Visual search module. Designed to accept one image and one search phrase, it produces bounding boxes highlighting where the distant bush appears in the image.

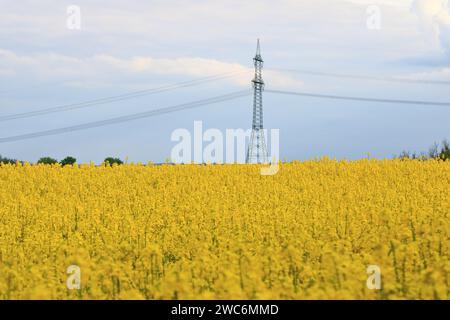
[440,140,449,161]
[398,151,427,161]
[104,157,123,166]
[37,157,58,165]
[60,156,77,166]
[398,140,449,161]
[0,155,18,164]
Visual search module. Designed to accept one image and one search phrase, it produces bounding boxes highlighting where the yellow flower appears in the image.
[0,159,448,299]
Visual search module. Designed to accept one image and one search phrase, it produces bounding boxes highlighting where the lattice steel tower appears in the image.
[246,39,268,164]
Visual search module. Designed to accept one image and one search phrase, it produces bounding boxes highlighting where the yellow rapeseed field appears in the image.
[0,159,448,300]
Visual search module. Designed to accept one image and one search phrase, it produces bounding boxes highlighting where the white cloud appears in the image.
[412,0,450,54]
[94,55,251,83]
[403,67,450,81]
[0,0,431,70]
[343,0,412,9]
[0,49,302,89]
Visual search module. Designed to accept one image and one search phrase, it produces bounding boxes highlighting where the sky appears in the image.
[0,0,449,163]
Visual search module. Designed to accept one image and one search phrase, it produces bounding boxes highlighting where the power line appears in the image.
[265,89,450,106]
[268,68,450,86]
[0,71,248,122]
[0,90,251,143]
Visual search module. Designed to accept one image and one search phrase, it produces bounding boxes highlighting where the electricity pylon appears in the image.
[246,39,268,164]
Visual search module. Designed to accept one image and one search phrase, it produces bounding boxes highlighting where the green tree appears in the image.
[104,157,123,166]
[37,157,58,165]
[398,139,449,161]
[60,156,77,166]
[440,140,449,161]
[0,155,18,164]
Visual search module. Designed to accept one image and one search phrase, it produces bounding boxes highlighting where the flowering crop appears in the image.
[0,159,448,299]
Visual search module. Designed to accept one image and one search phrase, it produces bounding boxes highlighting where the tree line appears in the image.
[0,156,124,166]
[1,140,449,165]
[397,140,450,161]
